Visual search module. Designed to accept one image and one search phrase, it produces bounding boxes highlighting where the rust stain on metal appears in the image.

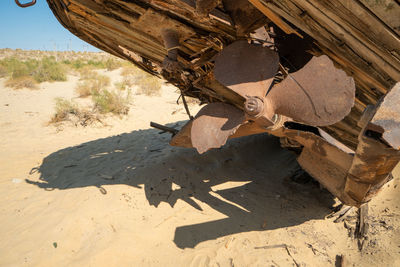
[344,135,400,205]
[191,102,245,154]
[368,82,400,149]
[170,121,193,148]
[214,40,279,99]
[266,55,356,126]
[343,83,400,206]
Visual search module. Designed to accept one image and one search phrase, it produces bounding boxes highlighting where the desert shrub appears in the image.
[0,56,66,83]
[87,59,106,69]
[120,66,141,77]
[50,98,80,123]
[114,77,134,91]
[135,74,162,96]
[78,66,97,80]
[75,73,110,97]
[62,58,121,71]
[0,57,37,78]
[92,89,130,115]
[75,81,95,97]
[11,61,30,78]
[105,58,122,71]
[4,76,37,89]
[120,65,161,96]
[32,57,67,82]
[0,65,8,78]
[114,81,126,91]
[71,59,84,69]
[50,97,101,127]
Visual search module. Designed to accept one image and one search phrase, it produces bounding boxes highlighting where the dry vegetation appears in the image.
[52,88,131,127]
[50,98,102,127]
[92,89,130,115]
[114,77,134,91]
[0,56,67,89]
[0,48,121,64]
[0,49,124,90]
[4,76,37,90]
[0,49,166,128]
[75,70,110,97]
[121,66,162,96]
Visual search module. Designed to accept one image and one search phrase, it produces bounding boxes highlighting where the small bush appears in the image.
[50,97,102,127]
[120,66,140,77]
[4,76,37,89]
[75,74,110,97]
[87,59,106,69]
[92,89,130,115]
[33,57,67,82]
[71,59,85,69]
[114,77,134,91]
[105,59,122,71]
[136,75,162,96]
[0,56,67,84]
[114,81,126,91]
[63,58,120,71]
[0,57,37,78]
[120,65,161,96]
[78,66,97,80]
[50,98,80,123]
[75,81,95,97]
[0,65,8,78]
[11,62,30,78]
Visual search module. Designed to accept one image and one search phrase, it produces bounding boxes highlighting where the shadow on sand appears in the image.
[27,122,334,248]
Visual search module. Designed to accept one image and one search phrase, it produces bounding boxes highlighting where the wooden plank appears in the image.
[359,0,400,36]
[248,0,303,37]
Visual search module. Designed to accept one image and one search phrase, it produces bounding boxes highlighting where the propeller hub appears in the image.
[244,96,264,117]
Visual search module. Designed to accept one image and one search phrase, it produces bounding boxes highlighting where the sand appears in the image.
[0,71,399,266]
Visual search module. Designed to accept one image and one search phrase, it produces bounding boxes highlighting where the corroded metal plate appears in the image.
[191,102,245,154]
[267,55,355,126]
[214,40,279,99]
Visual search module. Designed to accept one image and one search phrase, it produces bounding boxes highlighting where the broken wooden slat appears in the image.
[248,0,303,38]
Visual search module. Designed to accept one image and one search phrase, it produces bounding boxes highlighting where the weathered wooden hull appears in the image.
[45,0,400,206]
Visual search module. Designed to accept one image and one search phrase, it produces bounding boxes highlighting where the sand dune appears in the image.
[0,72,399,266]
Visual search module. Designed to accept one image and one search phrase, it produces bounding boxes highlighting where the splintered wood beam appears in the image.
[248,0,303,38]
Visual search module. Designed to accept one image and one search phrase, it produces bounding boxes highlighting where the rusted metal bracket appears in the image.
[150,122,179,136]
[268,124,353,204]
[343,82,400,206]
[15,0,36,8]
[180,94,194,120]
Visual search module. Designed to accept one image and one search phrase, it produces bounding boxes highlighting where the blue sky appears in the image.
[0,1,98,51]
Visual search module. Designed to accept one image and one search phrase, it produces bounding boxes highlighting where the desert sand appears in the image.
[0,70,399,266]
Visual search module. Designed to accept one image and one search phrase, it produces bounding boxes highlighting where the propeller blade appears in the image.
[214,40,279,100]
[266,55,355,126]
[191,102,245,154]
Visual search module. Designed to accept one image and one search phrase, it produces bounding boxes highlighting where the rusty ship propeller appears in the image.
[172,40,356,154]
